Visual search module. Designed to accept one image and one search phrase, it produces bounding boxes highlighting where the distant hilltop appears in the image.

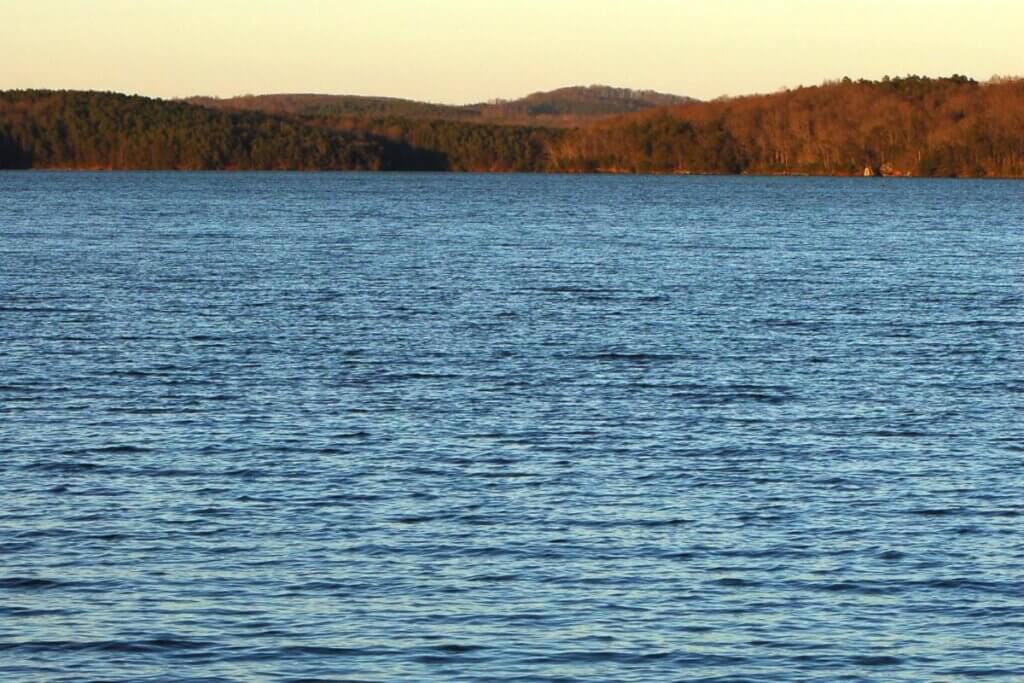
[186,85,698,127]
[482,86,696,123]
[3,75,1024,176]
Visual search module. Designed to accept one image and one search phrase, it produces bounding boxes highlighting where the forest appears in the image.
[549,75,1024,177]
[0,90,387,170]
[3,76,1024,176]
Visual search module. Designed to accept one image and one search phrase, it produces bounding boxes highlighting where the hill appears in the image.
[480,86,694,123]
[187,85,694,126]
[186,93,480,122]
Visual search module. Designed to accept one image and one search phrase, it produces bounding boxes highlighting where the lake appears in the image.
[1,172,1022,682]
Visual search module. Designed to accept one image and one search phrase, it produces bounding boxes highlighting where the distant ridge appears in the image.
[480,85,695,123]
[186,93,477,122]
[187,85,697,126]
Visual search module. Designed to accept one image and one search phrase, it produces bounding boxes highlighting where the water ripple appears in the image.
[1,173,1022,682]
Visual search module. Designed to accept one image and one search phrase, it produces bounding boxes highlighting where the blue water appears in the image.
[1,172,1022,682]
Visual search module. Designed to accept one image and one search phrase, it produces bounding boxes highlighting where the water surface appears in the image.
[1,173,1022,682]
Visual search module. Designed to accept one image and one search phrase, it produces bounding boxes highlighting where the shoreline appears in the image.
[4,168,1023,179]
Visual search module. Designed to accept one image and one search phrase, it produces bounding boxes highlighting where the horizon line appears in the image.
[5,71,1019,107]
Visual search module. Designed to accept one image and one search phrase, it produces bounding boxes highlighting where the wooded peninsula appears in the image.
[3,76,1024,177]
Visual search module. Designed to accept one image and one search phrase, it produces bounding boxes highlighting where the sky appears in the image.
[2,0,1022,103]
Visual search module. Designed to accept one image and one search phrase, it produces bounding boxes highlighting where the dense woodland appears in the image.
[0,90,389,170]
[3,77,1024,176]
[549,76,1024,177]
[320,118,555,171]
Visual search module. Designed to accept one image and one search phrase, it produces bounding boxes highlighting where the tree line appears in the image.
[3,77,1024,177]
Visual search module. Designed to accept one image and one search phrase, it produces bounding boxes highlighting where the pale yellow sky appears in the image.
[2,0,1021,102]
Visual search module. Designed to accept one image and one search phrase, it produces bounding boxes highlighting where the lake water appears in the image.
[1,173,1022,682]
